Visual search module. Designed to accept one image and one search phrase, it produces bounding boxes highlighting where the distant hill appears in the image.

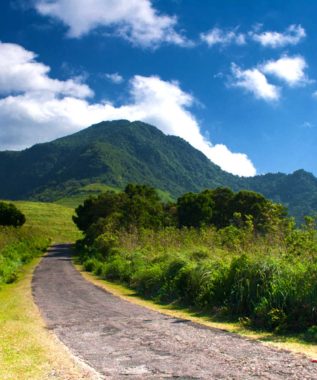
[0,120,316,221]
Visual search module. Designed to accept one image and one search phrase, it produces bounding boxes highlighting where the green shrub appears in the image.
[0,202,26,227]
[75,214,317,335]
[0,226,50,284]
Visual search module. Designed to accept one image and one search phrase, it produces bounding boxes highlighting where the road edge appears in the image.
[74,262,317,362]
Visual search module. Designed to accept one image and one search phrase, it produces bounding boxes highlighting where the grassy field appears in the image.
[54,183,120,208]
[0,260,96,380]
[14,201,82,242]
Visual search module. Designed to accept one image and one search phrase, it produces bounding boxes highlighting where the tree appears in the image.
[230,190,285,233]
[0,202,25,227]
[209,187,234,228]
[73,191,125,232]
[122,184,166,229]
[177,192,214,228]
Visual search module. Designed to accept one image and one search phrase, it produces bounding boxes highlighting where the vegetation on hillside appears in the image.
[0,120,316,221]
[14,201,82,242]
[0,202,25,227]
[0,203,85,379]
[0,201,80,285]
[74,184,317,336]
[0,227,49,285]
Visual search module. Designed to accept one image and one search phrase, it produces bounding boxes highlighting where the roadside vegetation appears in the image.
[74,184,317,338]
[0,200,81,285]
[0,202,49,285]
[0,260,96,380]
[0,200,90,379]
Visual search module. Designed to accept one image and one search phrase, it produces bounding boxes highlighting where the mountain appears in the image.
[0,120,240,199]
[0,120,316,221]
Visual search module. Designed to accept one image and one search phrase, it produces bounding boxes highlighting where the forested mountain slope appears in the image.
[0,120,316,221]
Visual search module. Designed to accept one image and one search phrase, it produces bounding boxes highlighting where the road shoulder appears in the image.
[0,257,99,380]
[76,263,317,362]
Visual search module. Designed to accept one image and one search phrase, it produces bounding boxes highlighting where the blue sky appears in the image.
[0,0,317,177]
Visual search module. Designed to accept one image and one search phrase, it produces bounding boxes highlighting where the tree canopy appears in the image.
[0,202,26,227]
[73,184,288,242]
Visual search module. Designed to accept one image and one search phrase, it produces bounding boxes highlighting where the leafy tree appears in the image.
[177,192,214,228]
[121,184,166,229]
[230,190,287,233]
[73,184,172,239]
[73,191,125,232]
[209,187,234,228]
[0,202,25,227]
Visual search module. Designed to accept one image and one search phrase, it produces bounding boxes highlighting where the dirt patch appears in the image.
[33,245,317,379]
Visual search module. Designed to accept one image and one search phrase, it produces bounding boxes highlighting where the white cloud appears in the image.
[0,43,256,177]
[104,73,124,84]
[0,42,92,98]
[261,56,309,86]
[251,24,305,48]
[231,63,280,101]
[200,27,245,47]
[34,0,188,47]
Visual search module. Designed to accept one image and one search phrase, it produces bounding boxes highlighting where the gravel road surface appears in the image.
[32,244,317,379]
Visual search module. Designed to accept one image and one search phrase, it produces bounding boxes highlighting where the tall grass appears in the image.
[0,200,81,285]
[77,224,317,335]
[0,226,50,284]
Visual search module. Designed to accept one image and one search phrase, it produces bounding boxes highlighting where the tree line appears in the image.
[73,184,287,241]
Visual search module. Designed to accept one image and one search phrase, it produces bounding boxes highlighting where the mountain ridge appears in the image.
[1,120,316,221]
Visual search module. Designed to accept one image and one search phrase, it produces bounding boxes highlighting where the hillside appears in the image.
[0,120,240,200]
[0,119,316,221]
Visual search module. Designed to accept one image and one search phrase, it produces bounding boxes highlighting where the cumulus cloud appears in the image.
[231,63,280,101]
[251,24,306,48]
[0,43,256,176]
[200,27,245,47]
[34,0,188,47]
[104,73,124,84]
[261,55,309,86]
[0,42,92,98]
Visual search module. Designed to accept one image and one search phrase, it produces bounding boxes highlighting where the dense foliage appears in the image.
[0,202,25,227]
[0,226,50,284]
[73,184,317,336]
[74,185,286,238]
[0,120,316,221]
[77,223,317,334]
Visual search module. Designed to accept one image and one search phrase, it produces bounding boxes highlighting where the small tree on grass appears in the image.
[0,202,26,227]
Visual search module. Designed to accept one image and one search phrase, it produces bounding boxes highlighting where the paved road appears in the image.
[32,244,317,379]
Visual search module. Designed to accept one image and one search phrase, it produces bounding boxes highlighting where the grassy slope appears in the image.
[0,201,91,379]
[54,183,174,209]
[54,183,121,209]
[13,201,82,242]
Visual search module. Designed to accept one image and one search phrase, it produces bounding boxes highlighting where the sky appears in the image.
[0,0,317,177]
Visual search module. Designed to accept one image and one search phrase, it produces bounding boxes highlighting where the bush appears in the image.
[0,202,26,227]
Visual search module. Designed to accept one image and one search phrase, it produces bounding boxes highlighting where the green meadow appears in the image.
[14,200,82,242]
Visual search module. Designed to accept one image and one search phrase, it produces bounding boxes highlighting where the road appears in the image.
[32,244,317,379]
